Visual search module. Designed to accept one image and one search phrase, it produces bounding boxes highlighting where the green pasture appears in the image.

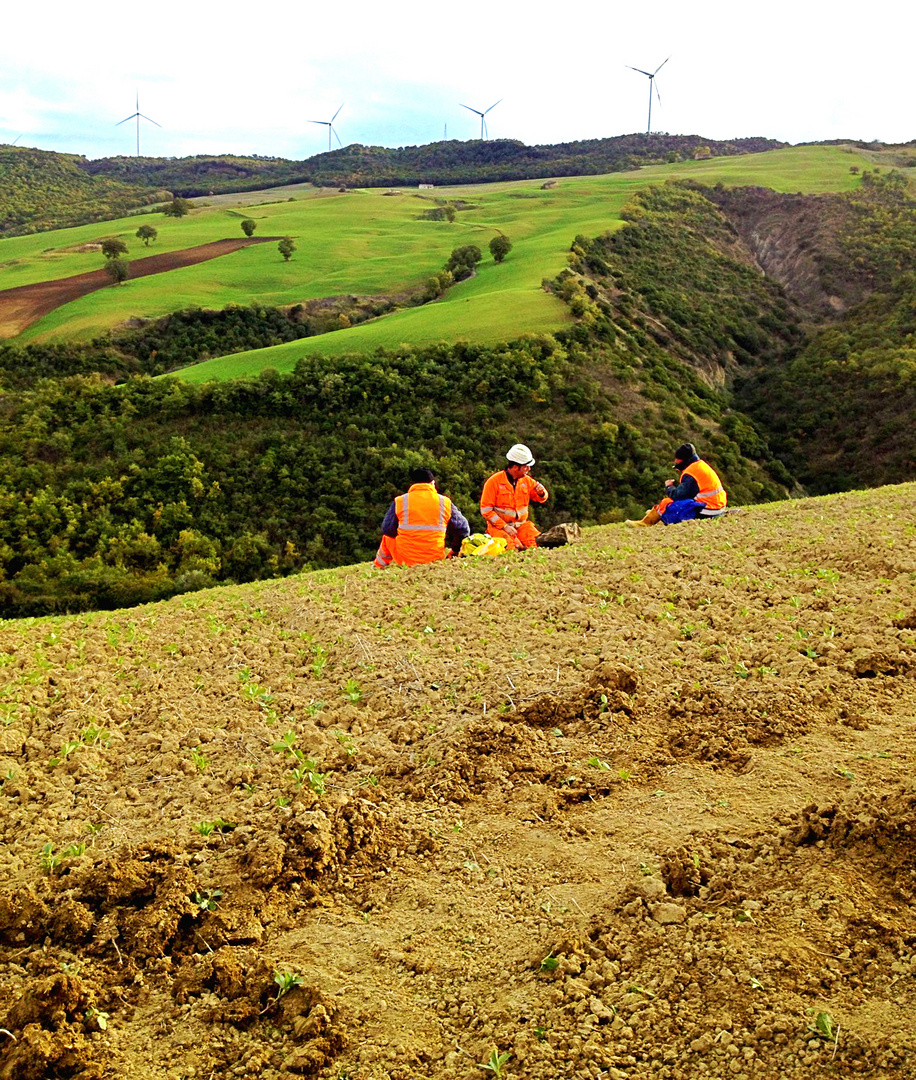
[0,143,872,359]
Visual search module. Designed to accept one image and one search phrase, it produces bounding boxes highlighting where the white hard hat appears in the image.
[506,443,535,466]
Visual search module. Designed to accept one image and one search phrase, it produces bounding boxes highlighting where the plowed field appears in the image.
[1,484,914,1080]
[0,237,277,338]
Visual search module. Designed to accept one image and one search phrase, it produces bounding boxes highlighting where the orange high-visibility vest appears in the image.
[391,483,452,566]
[479,471,548,530]
[682,460,727,510]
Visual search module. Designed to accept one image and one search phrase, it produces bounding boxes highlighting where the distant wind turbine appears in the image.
[117,92,160,157]
[310,104,344,152]
[626,58,669,135]
[460,99,502,140]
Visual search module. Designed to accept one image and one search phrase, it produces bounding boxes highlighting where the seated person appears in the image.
[479,443,549,550]
[374,467,470,567]
[627,442,727,527]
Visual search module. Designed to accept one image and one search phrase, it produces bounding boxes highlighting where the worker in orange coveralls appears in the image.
[374,467,470,568]
[479,443,549,550]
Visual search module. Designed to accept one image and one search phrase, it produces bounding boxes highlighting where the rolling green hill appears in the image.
[2,145,867,354]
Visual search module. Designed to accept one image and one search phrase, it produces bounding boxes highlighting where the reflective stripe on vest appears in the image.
[399,492,448,531]
[683,461,726,510]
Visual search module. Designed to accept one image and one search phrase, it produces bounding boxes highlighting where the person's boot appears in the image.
[625,508,662,527]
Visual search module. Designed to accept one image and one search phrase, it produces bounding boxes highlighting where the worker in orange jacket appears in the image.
[479,443,549,550]
[374,467,470,568]
[627,442,727,526]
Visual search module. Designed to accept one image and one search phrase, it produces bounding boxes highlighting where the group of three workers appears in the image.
[373,441,727,569]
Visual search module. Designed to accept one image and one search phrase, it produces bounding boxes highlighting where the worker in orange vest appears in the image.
[479,444,549,550]
[627,442,727,526]
[374,467,470,568]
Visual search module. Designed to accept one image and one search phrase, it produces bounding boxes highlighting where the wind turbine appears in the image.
[626,58,669,135]
[311,104,344,152]
[460,99,502,140]
[117,92,160,157]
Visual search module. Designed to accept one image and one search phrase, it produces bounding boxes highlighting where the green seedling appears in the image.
[291,762,326,794]
[539,954,559,972]
[534,1027,547,1041]
[312,645,329,678]
[359,774,379,787]
[190,747,209,773]
[193,818,234,836]
[750,977,764,990]
[809,1010,836,1041]
[50,740,81,767]
[80,725,109,746]
[836,766,855,781]
[305,700,326,717]
[587,756,611,770]
[480,1049,510,1079]
[85,1008,109,1031]
[274,971,305,997]
[192,889,223,913]
[342,678,363,704]
[618,768,631,781]
[272,731,298,756]
[40,843,61,874]
[334,731,357,757]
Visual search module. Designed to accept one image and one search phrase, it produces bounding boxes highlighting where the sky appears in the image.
[1,0,913,161]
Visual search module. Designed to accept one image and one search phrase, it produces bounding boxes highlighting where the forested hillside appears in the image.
[84,135,786,196]
[0,146,164,236]
[564,171,916,493]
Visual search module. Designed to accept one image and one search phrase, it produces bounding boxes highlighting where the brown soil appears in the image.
[1,484,915,1080]
[0,237,279,338]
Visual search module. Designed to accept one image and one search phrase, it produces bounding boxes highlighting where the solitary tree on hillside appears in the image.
[105,258,129,286]
[163,197,191,218]
[489,235,512,263]
[136,224,158,246]
[445,244,482,281]
[101,238,129,260]
[241,219,257,237]
[278,236,296,261]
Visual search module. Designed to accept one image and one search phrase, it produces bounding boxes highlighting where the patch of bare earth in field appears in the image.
[0,237,278,338]
[1,485,915,1080]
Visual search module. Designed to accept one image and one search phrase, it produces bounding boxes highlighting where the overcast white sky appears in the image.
[1,0,912,160]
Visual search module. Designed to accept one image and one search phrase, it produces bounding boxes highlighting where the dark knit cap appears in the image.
[673,443,697,466]
[409,467,437,485]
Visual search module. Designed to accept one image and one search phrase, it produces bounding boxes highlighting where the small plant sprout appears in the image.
[480,1048,511,1079]
[334,731,357,757]
[587,756,611,770]
[192,889,223,913]
[342,678,363,704]
[50,739,81,767]
[274,971,305,996]
[190,747,209,773]
[193,819,234,837]
[809,1010,836,1040]
[85,1007,109,1031]
[618,767,631,781]
[539,953,559,973]
[40,843,62,874]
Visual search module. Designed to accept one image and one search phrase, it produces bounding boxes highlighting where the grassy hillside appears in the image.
[1,145,867,356]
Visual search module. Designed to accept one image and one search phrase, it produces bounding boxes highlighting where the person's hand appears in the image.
[665,479,675,488]
[534,483,547,499]
[504,524,518,538]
